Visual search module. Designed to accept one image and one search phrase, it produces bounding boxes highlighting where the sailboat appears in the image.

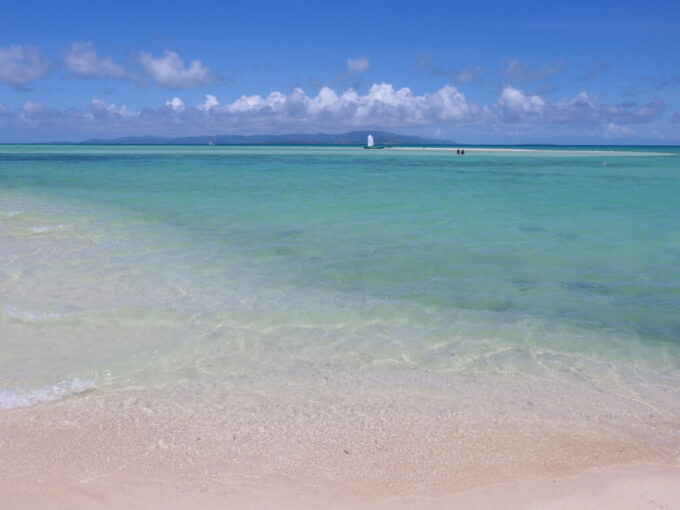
[363,134,385,149]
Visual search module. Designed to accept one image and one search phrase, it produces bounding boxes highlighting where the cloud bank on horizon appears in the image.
[3,80,665,142]
[1,0,679,143]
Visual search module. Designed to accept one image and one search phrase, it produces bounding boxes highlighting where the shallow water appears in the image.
[0,145,679,449]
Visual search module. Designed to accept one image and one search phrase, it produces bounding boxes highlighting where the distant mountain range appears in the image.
[77,130,454,146]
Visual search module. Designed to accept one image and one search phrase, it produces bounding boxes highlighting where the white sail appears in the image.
[367,134,374,147]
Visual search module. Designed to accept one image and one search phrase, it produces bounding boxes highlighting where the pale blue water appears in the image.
[1,145,679,419]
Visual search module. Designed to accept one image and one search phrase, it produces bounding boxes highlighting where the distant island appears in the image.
[75,130,454,146]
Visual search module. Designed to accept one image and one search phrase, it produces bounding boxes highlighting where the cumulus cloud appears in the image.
[497,86,545,123]
[3,83,671,142]
[140,50,217,89]
[165,97,185,111]
[15,101,50,127]
[63,41,126,78]
[547,91,600,123]
[346,56,371,74]
[501,58,564,84]
[21,101,45,114]
[220,83,483,127]
[88,98,135,119]
[604,122,633,137]
[0,83,486,140]
[198,94,219,112]
[495,86,666,126]
[0,45,49,85]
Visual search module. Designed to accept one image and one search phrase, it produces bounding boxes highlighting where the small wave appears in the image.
[4,305,61,322]
[0,378,94,410]
[3,211,22,217]
[29,224,70,233]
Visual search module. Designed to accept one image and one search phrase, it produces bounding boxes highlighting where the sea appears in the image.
[1,144,679,495]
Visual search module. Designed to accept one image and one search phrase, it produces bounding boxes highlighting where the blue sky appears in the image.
[1,0,680,143]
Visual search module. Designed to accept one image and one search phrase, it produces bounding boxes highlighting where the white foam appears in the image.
[4,305,61,322]
[29,224,70,233]
[0,378,94,410]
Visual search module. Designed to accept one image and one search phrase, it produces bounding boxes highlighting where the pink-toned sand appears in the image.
[360,465,680,510]
[2,464,679,509]
[1,382,678,509]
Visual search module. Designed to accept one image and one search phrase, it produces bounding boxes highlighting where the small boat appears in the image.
[363,134,385,149]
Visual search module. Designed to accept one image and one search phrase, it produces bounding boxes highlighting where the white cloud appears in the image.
[347,56,371,74]
[604,122,633,137]
[2,83,672,142]
[21,101,44,114]
[89,98,135,119]
[165,97,185,111]
[0,45,49,85]
[219,83,483,128]
[7,83,479,137]
[198,94,219,112]
[139,50,216,89]
[496,87,666,126]
[549,92,599,123]
[63,41,126,78]
[16,101,48,127]
[425,85,481,121]
[497,86,545,123]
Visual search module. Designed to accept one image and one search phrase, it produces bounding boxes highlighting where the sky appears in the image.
[1,0,680,143]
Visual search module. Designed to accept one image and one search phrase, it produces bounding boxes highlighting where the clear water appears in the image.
[1,145,679,418]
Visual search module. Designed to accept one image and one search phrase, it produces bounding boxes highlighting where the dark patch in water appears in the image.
[518,225,551,233]
[273,229,302,239]
[512,279,540,291]
[560,281,609,294]
[517,225,579,242]
[273,246,298,256]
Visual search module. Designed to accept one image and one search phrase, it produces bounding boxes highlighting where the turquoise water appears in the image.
[1,145,679,413]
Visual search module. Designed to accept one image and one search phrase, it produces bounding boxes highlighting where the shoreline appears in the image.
[2,377,679,509]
